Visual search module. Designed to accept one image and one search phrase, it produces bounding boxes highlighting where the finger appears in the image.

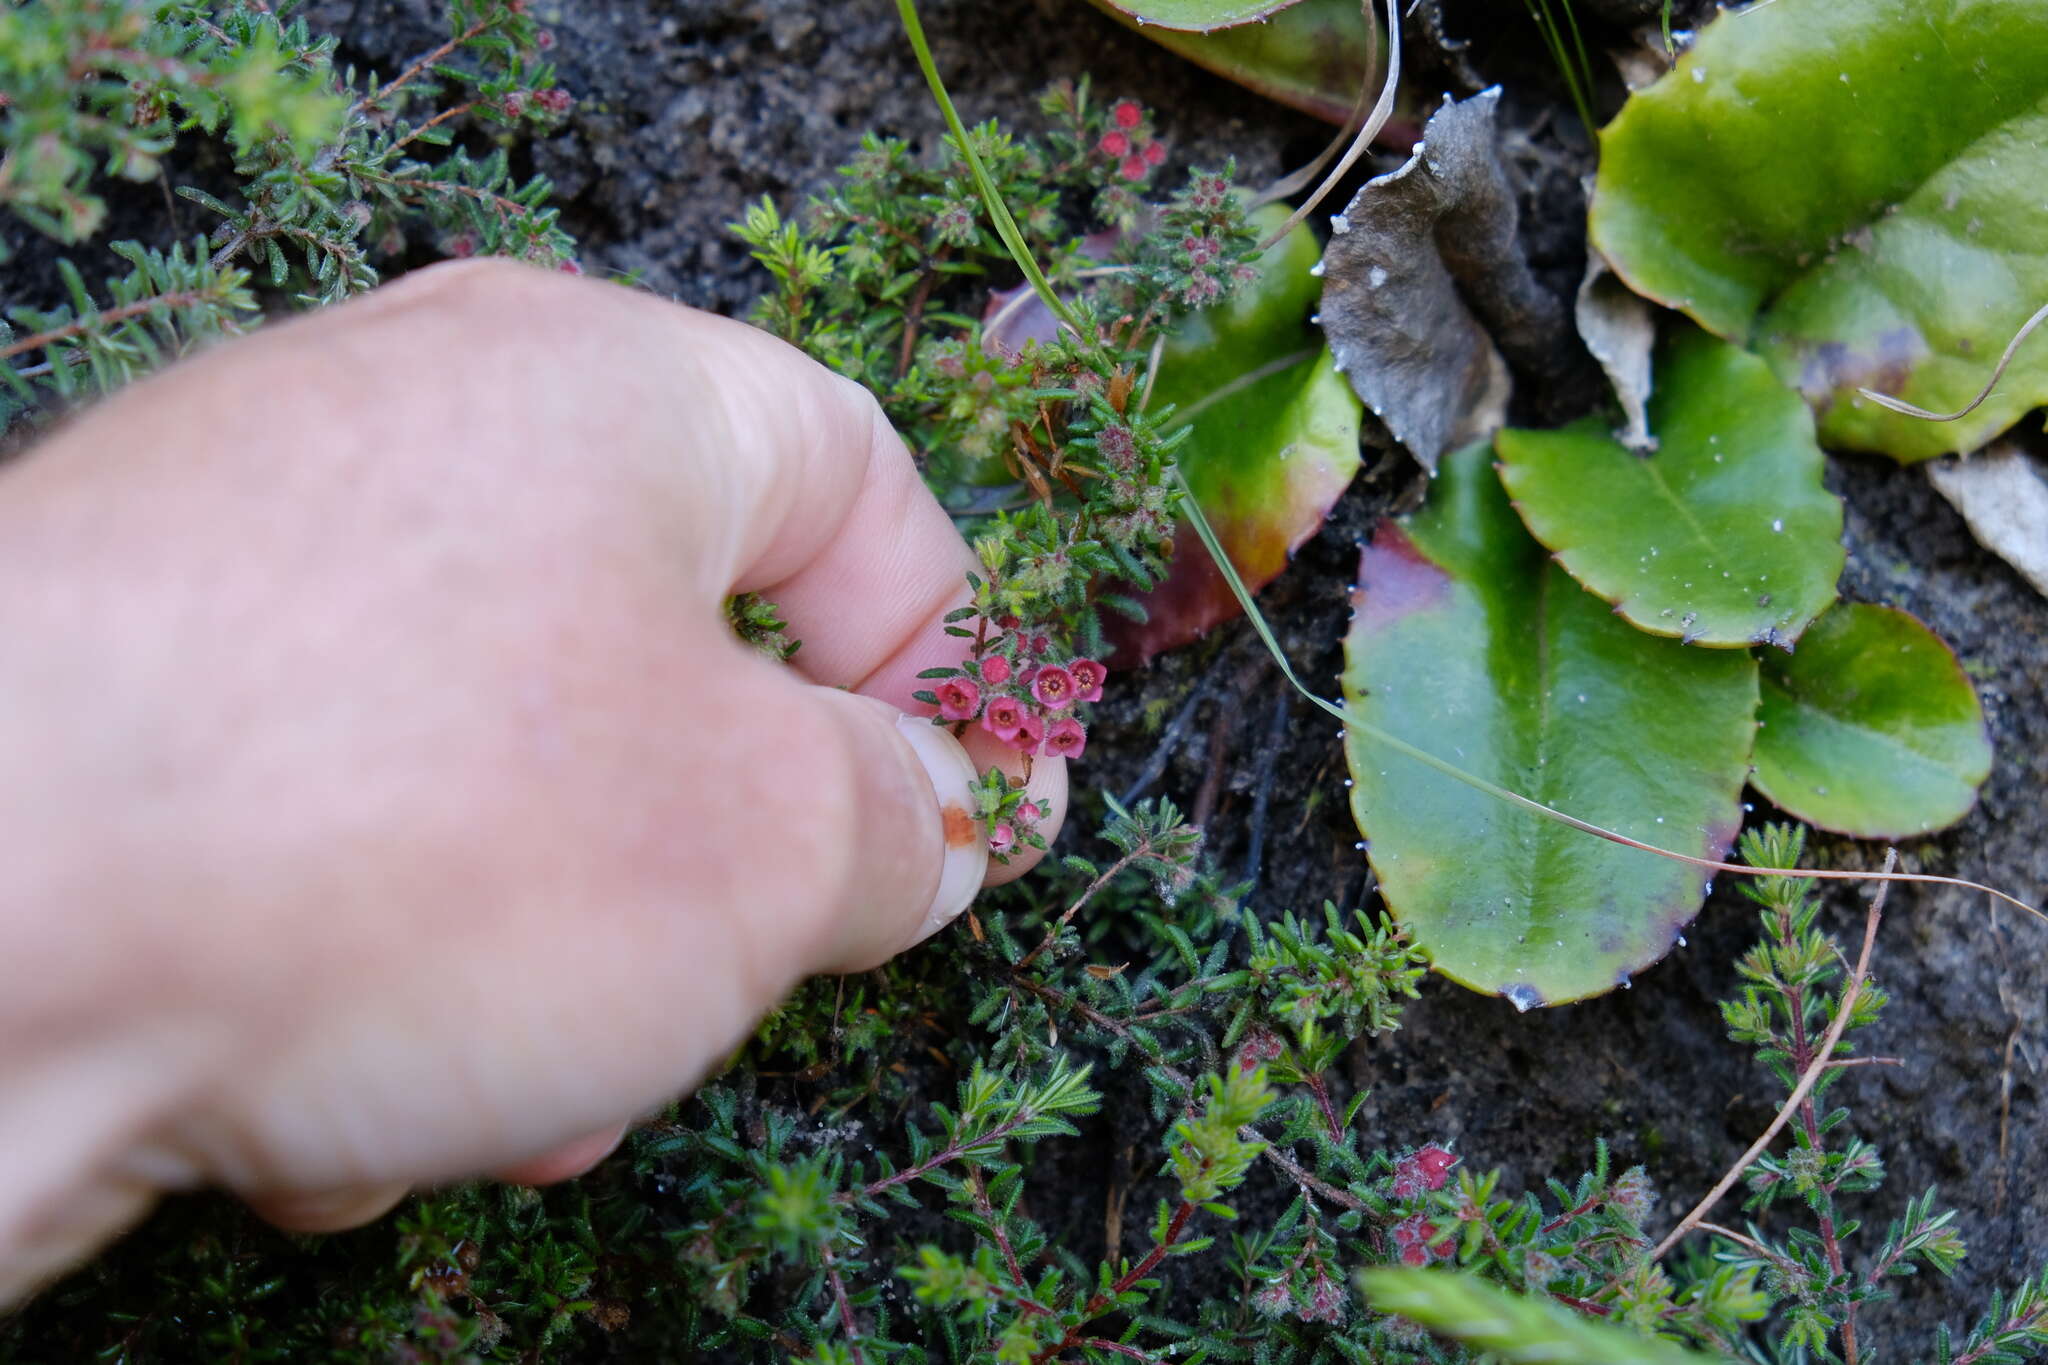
[490,1122,629,1186]
[761,687,988,971]
[352,263,1070,875]
[246,1181,410,1234]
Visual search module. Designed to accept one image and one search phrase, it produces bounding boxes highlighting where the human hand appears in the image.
[0,260,1066,1303]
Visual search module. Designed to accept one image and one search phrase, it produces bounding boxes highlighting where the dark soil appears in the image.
[9,0,2044,1354]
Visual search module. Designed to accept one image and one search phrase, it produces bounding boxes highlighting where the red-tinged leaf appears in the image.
[1083,0,1384,124]
[1084,0,1302,34]
[1111,205,1362,664]
[1342,441,1759,1006]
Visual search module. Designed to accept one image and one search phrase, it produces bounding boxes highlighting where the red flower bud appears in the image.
[1111,98,1143,130]
[1097,130,1131,158]
[1143,139,1166,166]
[1414,1143,1458,1191]
[979,653,1012,686]
[1118,154,1148,182]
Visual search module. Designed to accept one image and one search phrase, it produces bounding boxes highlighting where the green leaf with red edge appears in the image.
[1342,441,1758,1007]
[1111,204,1361,665]
[1082,0,1302,34]
[1589,0,2048,461]
[1083,0,1382,123]
[1494,327,1843,650]
[1751,603,1992,839]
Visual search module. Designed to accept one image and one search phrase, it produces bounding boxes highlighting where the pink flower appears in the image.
[1111,98,1143,130]
[1119,154,1148,182]
[1070,658,1106,703]
[988,823,1016,855]
[982,695,1027,741]
[934,676,981,721]
[1040,717,1087,759]
[1098,130,1131,158]
[1391,1214,1453,1262]
[1251,1281,1292,1318]
[1234,1027,1284,1074]
[1006,711,1045,753]
[979,653,1012,686]
[1016,799,1044,824]
[1097,423,1136,469]
[1031,664,1078,710]
[1143,139,1166,166]
[1303,1272,1346,1325]
[1608,1167,1655,1225]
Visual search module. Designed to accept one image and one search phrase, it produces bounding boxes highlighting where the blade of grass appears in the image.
[895,0,1082,338]
[1252,0,1379,208]
[1856,299,2048,423]
[1254,0,1400,252]
[1524,0,1597,135]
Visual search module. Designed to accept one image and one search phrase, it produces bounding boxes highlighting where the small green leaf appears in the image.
[1114,204,1361,663]
[1590,0,2048,461]
[1495,327,1843,649]
[1751,603,1992,838]
[1084,0,1302,33]
[1342,441,1757,1005]
[1357,1268,1720,1365]
[1083,0,1381,123]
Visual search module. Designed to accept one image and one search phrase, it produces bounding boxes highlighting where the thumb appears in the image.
[753,679,1066,977]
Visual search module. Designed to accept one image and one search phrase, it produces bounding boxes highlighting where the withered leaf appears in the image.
[1318,87,1569,471]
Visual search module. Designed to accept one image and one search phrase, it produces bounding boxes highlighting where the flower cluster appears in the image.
[920,622,1104,763]
[1033,80,1169,229]
[1386,1141,1460,1266]
[1390,1213,1456,1268]
[1095,98,1168,183]
[968,765,1051,863]
[1389,1141,1458,1199]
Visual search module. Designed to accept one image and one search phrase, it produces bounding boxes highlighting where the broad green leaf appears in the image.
[1083,0,1381,123]
[1114,204,1361,663]
[1752,603,1991,838]
[1342,441,1757,1006]
[1357,1269,1721,1365]
[1591,0,2048,461]
[1083,0,1299,32]
[1495,327,1843,649]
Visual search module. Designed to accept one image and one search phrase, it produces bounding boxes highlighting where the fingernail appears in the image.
[894,713,988,942]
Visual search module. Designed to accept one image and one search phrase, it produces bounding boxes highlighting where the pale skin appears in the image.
[0,259,1067,1305]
